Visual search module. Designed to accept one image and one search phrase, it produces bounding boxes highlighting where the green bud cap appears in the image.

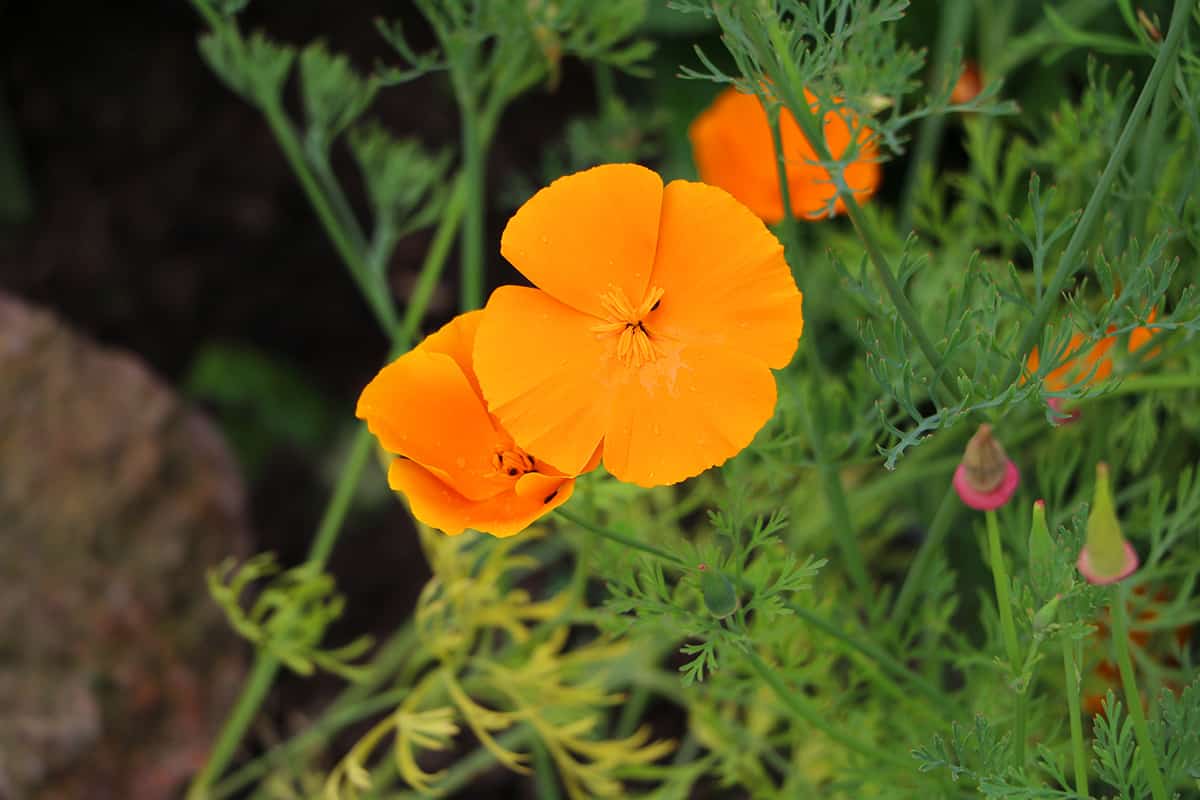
[699,565,739,619]
[1078,463,1139,584]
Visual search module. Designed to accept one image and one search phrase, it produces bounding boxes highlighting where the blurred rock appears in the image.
[0,291,249,800]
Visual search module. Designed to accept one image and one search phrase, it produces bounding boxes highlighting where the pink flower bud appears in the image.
[953,423,1020,510]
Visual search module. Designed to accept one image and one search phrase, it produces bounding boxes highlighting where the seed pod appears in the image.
[699,565,739,619]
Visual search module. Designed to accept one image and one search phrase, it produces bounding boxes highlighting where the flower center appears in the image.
[492,448,534,478]
[591,285,664,367]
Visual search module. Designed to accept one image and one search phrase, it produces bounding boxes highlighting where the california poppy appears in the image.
[950,61,983,105]
[689,87,881,224]
[1128,308,1162,357]
[472,163,805,488]
[357,311,582,537]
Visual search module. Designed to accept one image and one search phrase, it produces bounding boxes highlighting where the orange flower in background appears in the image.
[689,87,881,224]
[1128,307,1162,357]
[950,60,983,105]
[1082,586,1193,716]
[1026,328,1118,393]
[357,311,583,537]
[473,163,805,488]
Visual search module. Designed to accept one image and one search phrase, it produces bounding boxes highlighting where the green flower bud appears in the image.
[699,565,739,619]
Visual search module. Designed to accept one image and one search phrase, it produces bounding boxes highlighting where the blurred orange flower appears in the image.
[688,87,880,224]
[1082,586,1192,716]
[950,61,983,105]
[357,311,583,537]
[473,163,805,488]
[1128,307,1162,357]
[1026,328,1118,393]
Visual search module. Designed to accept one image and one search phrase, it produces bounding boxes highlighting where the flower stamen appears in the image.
[492,448,535,478]
[592,285,664,367]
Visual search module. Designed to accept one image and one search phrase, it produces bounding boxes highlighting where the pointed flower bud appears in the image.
[953,424,1020,510]
[1077,463,1139,585]
[1028,500,1054,569]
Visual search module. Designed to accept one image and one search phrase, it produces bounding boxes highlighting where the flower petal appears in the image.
[357,349,509,501]
[418,309,485,399]
[689,90,784,223]
[474,286,613,475]
[389,459,574,538]
[500,163,663,318]
[602,343,778,487]
[649,179,804,369]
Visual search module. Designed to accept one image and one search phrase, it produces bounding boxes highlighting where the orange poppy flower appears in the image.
[688,87,881,224]
[1026,328,1118,393]
[356,311,582,537]
[472,163,805,488]
[1128,307,1161,357]
[950,61,983,105]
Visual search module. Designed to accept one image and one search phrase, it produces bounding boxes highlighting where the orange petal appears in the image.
[357,349,509,501]
[649,179,804,369]
[418,309,485,398]
[1129,308,1160,354]
[689,89,784,224]
[500,164,662,318]
[603,343,778,487]
[474,286,613,475]
[784,94,880,218]
[388,459,574,538]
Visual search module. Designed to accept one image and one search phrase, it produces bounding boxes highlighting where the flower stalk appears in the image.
[1061,637,1089,798]
[986,509,1026,769]
[1109,582,1170,800]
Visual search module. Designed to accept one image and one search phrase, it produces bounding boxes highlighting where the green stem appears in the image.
[187,427,377,799]
[1062,637,1089,798]
[460,107,487,311]
[259,99,400,337]
[891,484,959,626]
[743,650,912,770]
[1105,372,1200,396]
[985,510,1025,770]
[764,97,869,594]
[1110,583,1170,800]
[897,0,974,232]
[400,173,467,341]
[1000,0,1191,388]
[211,688,410,800]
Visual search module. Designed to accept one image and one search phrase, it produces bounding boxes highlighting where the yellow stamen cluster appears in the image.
[591,285,665,367]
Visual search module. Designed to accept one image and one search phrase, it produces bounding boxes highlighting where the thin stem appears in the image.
[743,649,912,770]
[1110,583,1170,800]
[985,510,1024,769]
[186,427,377,799]
[1062,637,1089,798]
[401,173,468,341]
[259,99,400,337]
[460,107,487,311]
[557,508,685,566]
[211,688,410,800]
[763,97,869,593]
[891,484,960,625]
[897,0,974,232]
[1000,0,1191,388]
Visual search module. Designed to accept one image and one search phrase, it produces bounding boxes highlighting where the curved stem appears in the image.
[1110,583,1169,800]
[985,510,1025,769]
[891,484,959,625]
[1000,0,1191,388]
[1062,637,1089,798]
[187,426,376,799]
[897,0,974,232]
[459,107,487,311]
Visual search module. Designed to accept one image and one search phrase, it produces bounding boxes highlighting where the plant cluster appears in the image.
[186,1,1200,798]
